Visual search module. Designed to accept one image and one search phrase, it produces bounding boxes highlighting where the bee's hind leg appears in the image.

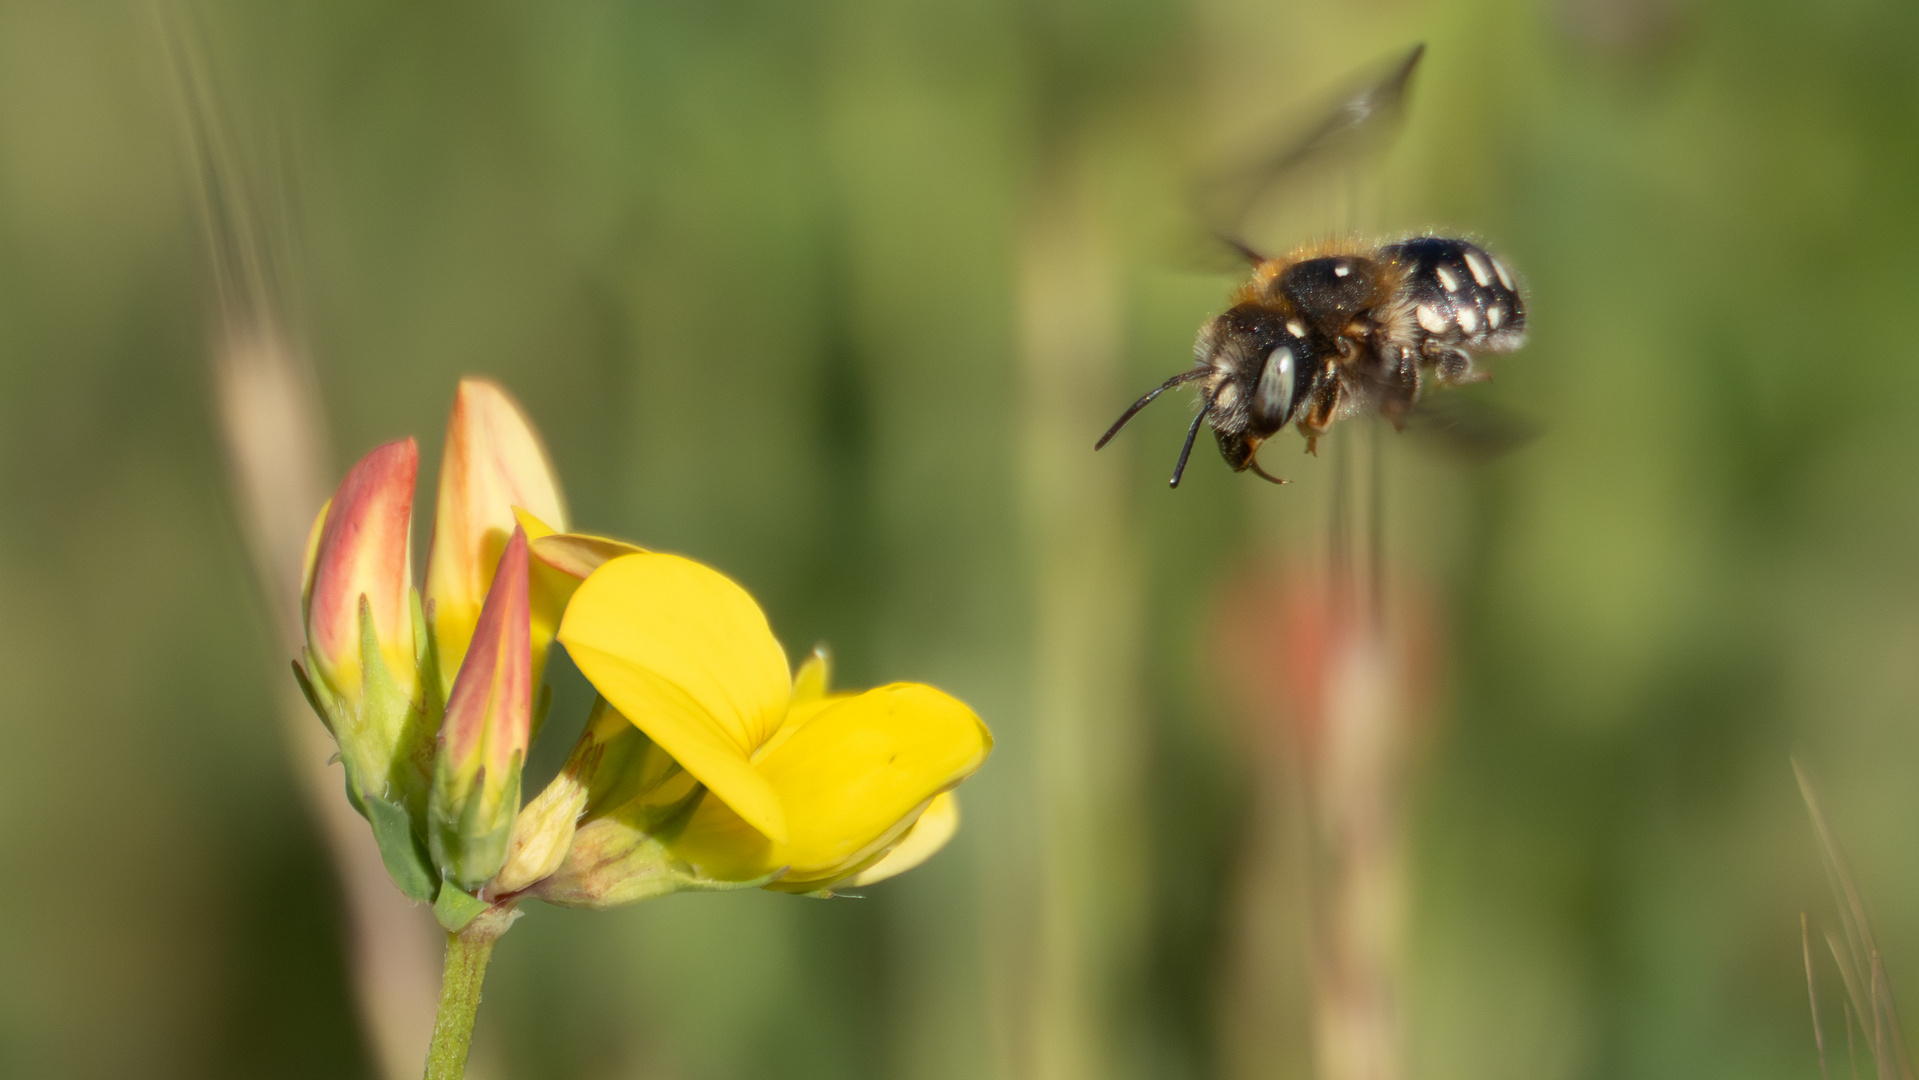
[1426,344,1490,387]
[1377,345,1421,430]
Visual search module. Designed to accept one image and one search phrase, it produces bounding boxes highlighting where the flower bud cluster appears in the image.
[297,378,991,930]
[296,380,567,922]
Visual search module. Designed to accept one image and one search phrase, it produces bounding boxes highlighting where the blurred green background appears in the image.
[4,0,1919,1077]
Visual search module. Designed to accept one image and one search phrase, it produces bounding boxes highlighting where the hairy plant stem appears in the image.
[423,905,519,1080]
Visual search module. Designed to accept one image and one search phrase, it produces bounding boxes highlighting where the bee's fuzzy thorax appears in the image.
[1231,236,1374,309]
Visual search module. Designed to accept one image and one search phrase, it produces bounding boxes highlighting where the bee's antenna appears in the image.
[1095,367,1209,450]
[1169,388,1218,488]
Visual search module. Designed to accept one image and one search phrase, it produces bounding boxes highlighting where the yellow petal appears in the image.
[558,553,792,843]
[425,379,567,695]
[791,646,830,704]
[763,683,986,881]
[661,790,778,883]
[512,508,640,707]
[513,507,558,543]
[518,511,645,680]
[746,691,848,767]
[670,683,988,886]
[841,792,960,888]
[524,524,647,583]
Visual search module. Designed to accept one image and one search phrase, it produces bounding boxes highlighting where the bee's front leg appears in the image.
[1295,378,1341,454]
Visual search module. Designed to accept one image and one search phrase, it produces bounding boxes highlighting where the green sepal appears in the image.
[412,589,444,714]
[291,660,332,735]
[429,751,524,892]
[432,882,492,932]
[300,592,442,903]
[579,699,688,820]
[365,794,439,902]
[351,597,436,824]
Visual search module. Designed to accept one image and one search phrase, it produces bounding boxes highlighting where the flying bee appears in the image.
[1096,46,1532,486]
[1097,235,1529,484]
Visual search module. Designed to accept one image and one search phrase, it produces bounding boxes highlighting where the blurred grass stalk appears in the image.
[1307,639,1408,1080]
[1219,429,1421,1080]
[167,14,443,1078]
[1014,138,1148,1080]
[1309,430,1409,1080]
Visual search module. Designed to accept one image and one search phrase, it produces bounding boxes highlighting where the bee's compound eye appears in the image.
[1254,345,1296,427]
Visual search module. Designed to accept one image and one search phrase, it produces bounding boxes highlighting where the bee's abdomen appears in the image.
[1383,237,1526,352]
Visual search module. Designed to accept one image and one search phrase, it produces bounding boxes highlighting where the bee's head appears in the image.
[1097,303,1319,487]
[1197,304,1318,472]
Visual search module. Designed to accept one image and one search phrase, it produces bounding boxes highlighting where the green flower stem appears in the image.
[423,904,519,1080]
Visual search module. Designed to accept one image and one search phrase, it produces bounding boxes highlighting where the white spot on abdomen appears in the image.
[1416,303,1450,334]
[1333,262,1351,278]
[1463,250,1494,287]
[1434,264,1461,293]
[1492,258,1516,290]
[1286,319,1307,338]
[1457,306,1481,334]
[1487,305,1504,329]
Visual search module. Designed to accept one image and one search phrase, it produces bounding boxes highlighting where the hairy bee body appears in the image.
[1100,235,1527,485]
[1210,235,1526,469]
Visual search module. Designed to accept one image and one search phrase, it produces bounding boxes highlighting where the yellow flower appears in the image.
[526,551,991,902]
[295,377,989,912]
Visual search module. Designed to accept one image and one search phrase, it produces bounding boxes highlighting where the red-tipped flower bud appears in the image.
[429,525,533,893]
[294,437,440,901]
[304,438,419,703]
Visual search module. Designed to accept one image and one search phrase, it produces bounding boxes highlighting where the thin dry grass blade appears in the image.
[1812,913,1833,1080]
[1833,931,1875,1065]
[1852,1000,1863,1080]
[1875,951,1915,1080]
[1798,758,1915,1080]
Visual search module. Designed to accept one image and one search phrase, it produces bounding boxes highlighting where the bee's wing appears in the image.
[1192,43,1425,260]
[1400,386,1542,462]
